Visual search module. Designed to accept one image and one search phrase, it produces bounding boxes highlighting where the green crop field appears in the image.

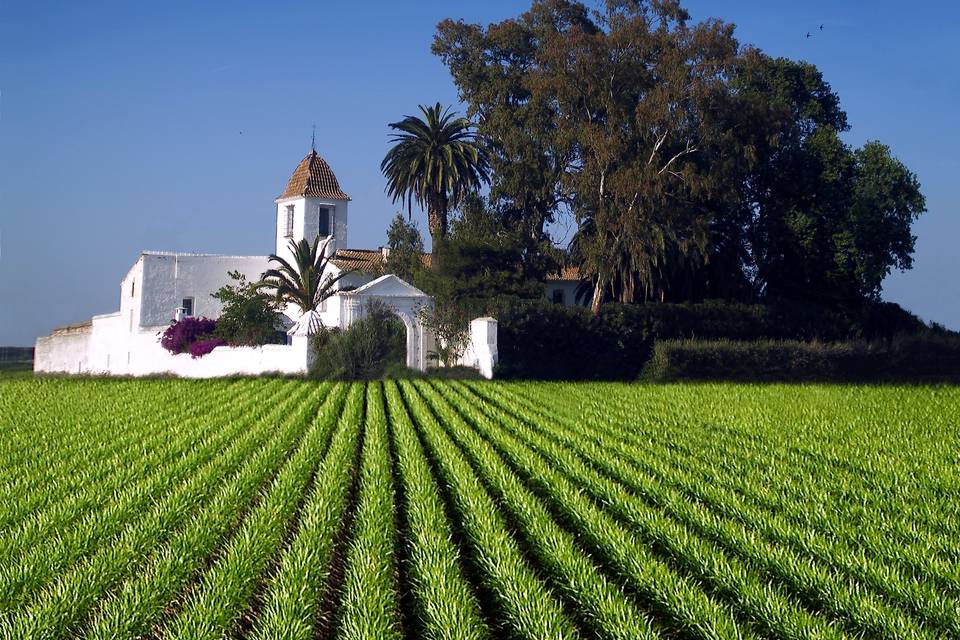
[0,378,957,640]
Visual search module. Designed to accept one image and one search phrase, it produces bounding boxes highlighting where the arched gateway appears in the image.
[338,274,434,371]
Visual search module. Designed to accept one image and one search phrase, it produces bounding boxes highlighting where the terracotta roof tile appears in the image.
[331,249,433,274]
[547,265,581,281]
[330,249,384,273]
[278,150,351,201]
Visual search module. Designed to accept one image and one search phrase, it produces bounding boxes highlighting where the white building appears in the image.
[35,150,499,377]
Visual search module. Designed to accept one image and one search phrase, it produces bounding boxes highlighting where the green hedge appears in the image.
[493,301,652,380]
[641,334,960,383]
[492,299,928,380]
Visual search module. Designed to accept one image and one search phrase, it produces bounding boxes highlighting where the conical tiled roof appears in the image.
[277,150,351,201]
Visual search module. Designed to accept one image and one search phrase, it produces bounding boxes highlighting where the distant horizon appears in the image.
[2,0,958,346]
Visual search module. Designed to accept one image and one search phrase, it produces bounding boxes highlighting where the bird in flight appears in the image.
[806,32,811,38]
[820,24,824,30]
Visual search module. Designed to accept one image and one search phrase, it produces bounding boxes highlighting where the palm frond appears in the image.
[380,102,490,241]
[257,236,355,322]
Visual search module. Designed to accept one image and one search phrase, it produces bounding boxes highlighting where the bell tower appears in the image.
[274,150,351,265]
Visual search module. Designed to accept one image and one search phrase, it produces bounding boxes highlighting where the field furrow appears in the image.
[0,377,955,640]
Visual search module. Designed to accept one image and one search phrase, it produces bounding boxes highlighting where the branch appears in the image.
[647,131,669,166]
[658,141,697,175]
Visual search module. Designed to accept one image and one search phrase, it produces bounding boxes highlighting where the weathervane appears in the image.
[311,124,316,152]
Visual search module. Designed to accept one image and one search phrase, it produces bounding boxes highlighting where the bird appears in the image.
[820,24,824,30]
[806,32,811,38]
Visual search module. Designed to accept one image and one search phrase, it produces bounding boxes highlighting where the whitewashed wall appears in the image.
[34,325,92,374]
[35,261,499,379]
[274,196,349,265]
[135,253,269,327]
[302,196,349,254]
[544,280,584,306]
[338,275,433,371]
[36,318,309,377]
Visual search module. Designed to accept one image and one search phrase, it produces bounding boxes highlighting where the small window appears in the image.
[318,207,330,237]
[552,289,566,305]
[130,280,135,298]
[182,297,194,317]
[285,205,295,238]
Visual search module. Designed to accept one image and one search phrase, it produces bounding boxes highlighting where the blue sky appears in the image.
[1,0,957,345]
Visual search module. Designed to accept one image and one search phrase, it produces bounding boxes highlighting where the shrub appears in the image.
[492,298,936,380]
[160,317,217,355]
[211,271,285,346]
[493,300,596,380]
[310,302,406,380]
[417,300,470,368]
[641,335,960,383]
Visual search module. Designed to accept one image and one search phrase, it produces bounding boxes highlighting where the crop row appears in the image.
[0,377,955,640]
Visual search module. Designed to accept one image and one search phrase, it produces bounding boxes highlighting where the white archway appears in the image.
[338,275,433,371]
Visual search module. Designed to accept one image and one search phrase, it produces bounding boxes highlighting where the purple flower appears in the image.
[189,337,227,359]
[161,317,217,355]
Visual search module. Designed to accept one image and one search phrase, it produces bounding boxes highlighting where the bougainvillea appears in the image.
[189,337,227,359]
[160,317,217,355]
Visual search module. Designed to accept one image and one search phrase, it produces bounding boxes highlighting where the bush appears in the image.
[492,298,936,380]
[211,271,285,346]
[641,335,960,383]
[310,302,406,380]
[160,317,217,355]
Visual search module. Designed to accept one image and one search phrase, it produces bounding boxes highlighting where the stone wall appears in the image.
[34,324,92,374]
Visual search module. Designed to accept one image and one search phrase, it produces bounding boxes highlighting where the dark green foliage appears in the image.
[422,366,485,380]
[494,299,932,380]
[493,301,653,380]
[728,56,926,305]
[642,335,960,383]
[259,236,352,318]
[211,271,284,347]
[412,199,553,369]
[309,303,406,380]
[384,213,425,284]
[0,347,33,363]
[435,3,926,313]
[417,197,551,306]
[381,103,490,246]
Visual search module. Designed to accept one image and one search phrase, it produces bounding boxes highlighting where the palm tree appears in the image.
[258,236,352,333]
[380,103,490,250]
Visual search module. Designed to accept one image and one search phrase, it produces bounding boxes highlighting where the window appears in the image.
[182,297,194,317]
[130,280,135,298]
[552,289,566,305]
[318,207,330,237]
[284,205,295,238]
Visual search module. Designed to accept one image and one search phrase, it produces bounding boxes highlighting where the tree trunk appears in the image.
[426,193,448,271]
[590,278,604,316]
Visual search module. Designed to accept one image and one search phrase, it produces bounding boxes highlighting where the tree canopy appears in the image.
[380,103,490,250]
[433,0,925,314]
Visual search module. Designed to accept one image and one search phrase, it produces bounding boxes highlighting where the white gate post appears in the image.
[469,317,498,379]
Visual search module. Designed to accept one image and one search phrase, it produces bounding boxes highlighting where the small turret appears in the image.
[275,150,350,262]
